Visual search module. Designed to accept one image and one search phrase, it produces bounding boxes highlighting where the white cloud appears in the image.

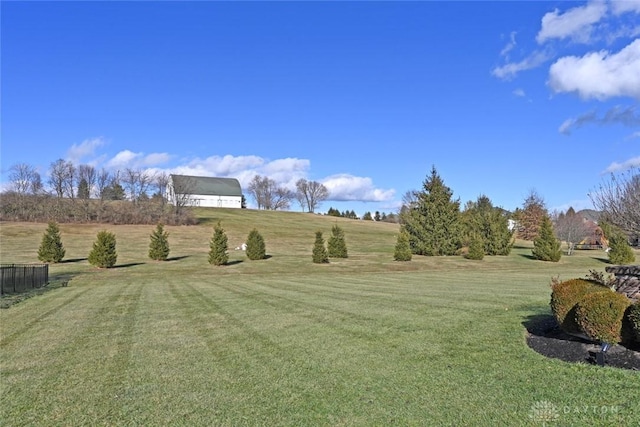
[492,50,553,80]
[141,153,171,166]
[536,1,608,44]
[627,130,640,139]
[66,137,105,164]
[106,150,171,169]
[603,156,640,173]
[611,0,640,15]
[512,88,526,97]
[171,155,310,189]
[548,39,640,100]
[322,174,395,202]
[106,150,141,169]
[500,31,517,59]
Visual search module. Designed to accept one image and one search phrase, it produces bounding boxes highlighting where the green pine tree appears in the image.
[88,230,117,268]
[462,195,513,256]
[208,222,228,266]
[465,236,485,260]
[393,228,412,261]
[531,216,562,262]
[37,221,66,263]
[312,231,329,264]
[149,223,170,261]
[246,228,266,260]
[77,178,90,199]
[607,230,635,265]
[327,224,348,258]
[402,166,462,256]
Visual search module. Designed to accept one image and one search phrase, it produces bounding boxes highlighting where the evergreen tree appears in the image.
[531,216,562,262]
[246,228,266,260]
[462,195,513,255]
[208,222,228,265]
[77,178,90,199]
[149,223,170,261]
[465,236,485,260]
[402,166,462,256]
[88,230,117,268]
[607,229,635,265]
[327,224,348,258]
[393,228,412,261]
[362,212,373,221]
[312,231,329,263]
[37,221,66,263]
[516,190,547,240]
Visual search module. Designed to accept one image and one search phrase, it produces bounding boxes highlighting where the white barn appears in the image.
[167,174,243,209]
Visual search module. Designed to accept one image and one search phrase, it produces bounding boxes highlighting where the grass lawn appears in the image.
[1,209,638,426]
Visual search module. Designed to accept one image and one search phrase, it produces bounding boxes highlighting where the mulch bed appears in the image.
[524,314,640,370]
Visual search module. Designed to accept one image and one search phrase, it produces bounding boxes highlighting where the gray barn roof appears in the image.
[170,174,242,197]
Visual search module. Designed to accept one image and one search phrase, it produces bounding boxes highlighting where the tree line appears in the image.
[397,166,638,264]
[3,160,194,224]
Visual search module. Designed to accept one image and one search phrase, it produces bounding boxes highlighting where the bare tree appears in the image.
[96,168,111,200]
[122,168,152,202]
[247,174,293,210]
[272,187,294,210]
[589,168,640,236]
[295,179,329,213]
[247,175,270,209]
[49,159,75,199]
[552,207,590,254]
[154,171,170,205]
[8,163,39,195]
[77,165,97,198]
[167,175,196,215]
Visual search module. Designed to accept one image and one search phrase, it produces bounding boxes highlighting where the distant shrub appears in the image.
[327,224,348,258]
[246,228,266,260]
[37,221,66,263]
[625,303,640,344]
[208,222,228,266]
[394,229,412,261]
[149,223,170,261]
[607,232,635,265]
[312,231,329,264]
[465,237,484,260]
[550,278,606,333]
[575,290,631,344]
[88,230,117,268]
[532,216,562,262]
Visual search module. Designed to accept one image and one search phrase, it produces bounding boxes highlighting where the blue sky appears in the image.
[2,1,638,215]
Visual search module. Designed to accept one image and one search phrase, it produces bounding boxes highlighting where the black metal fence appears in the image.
[0,264,49,295]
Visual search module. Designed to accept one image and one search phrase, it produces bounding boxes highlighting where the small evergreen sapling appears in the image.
[209,222,229,266]
[38,221,66,263]
[149,223,170,261]
[465,236,484,260]
[393,229,412,261]
[88,230,117,268]
[246,228,266,260]
[312,231,329,264]
[607,230,635,265]
[531,216,562,262]
[327,224,348,258]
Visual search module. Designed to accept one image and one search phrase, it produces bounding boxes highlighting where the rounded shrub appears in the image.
[550,279,607,333]
[624,303,640,345]
[574,290,632,344]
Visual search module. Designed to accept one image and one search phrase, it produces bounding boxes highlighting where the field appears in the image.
[1,209,638,426]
